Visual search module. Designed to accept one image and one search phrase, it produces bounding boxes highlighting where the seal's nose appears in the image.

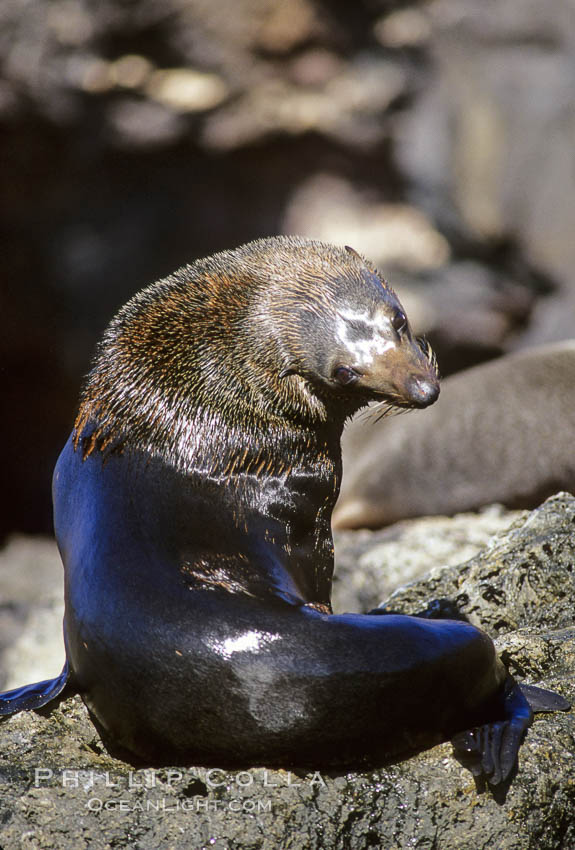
[406,377,440,408]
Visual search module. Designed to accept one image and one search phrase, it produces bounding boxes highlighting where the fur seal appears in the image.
[334,341,575,529]
[0,237,566,782]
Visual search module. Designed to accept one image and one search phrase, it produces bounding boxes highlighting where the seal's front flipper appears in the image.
[367,599,470,621]
[0,661,71,715]
[413,598,469,622]
[451,677,533,786]
[520,683,570,713]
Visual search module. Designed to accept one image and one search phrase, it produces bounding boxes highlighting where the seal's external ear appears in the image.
[344,245,363,261]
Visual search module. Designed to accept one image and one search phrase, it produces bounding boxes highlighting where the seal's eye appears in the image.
[392,311,407,335]
[333,365,360,386]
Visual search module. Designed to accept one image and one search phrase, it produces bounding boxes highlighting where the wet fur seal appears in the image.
[334,341,575,529]
[0,237,567,782]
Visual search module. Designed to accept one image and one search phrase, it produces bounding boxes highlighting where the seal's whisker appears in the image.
[417,336,440,377]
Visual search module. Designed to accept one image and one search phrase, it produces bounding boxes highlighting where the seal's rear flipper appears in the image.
[0,661,71,715]
[451,678,570,786]
[451,716,530,785]
[519,683,570,713]
[451,677,533,786]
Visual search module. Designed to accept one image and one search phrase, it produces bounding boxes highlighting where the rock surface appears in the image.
[0,494,573,848]
[0,537,64,691]
[332,503,520,614]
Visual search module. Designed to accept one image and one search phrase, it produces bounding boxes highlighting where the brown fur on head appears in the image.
[74,236,439,470]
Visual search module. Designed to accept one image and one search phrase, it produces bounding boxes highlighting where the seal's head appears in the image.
[268,241,439,415]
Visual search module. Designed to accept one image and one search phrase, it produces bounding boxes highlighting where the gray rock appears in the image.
[332,504,520,614]
[0,495,573,847]
[0,537,65,690]
[383,492,575,637]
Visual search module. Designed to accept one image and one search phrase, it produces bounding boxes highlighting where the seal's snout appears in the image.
[405,376,440,408]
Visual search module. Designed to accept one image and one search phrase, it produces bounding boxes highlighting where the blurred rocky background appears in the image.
[1,0,574,539]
